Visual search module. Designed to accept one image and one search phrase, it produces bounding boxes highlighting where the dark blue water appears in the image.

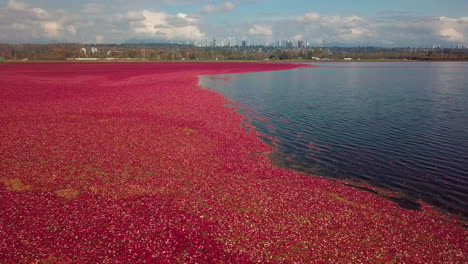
[200,62,468,218]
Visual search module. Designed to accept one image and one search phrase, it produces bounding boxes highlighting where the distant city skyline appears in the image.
[0,0,467,47]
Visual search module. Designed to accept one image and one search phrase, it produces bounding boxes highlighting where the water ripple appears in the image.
[202,62,468,219]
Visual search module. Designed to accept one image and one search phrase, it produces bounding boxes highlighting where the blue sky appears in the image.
[1,0,467,46]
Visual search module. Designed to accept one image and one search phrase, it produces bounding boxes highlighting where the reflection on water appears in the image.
[200,62,468,219]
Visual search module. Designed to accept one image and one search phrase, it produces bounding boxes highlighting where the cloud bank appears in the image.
[0,0,467,46]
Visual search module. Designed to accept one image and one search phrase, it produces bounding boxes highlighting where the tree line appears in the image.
[1,43,467,61]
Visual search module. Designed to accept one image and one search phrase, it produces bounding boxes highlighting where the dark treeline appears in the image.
[1,43,468,61]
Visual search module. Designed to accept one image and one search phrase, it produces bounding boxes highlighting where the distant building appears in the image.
[298,40,304,49]
[80,48,87,57]
[242,40,246,49]
[70,58,99,61]
[212,38,216,47]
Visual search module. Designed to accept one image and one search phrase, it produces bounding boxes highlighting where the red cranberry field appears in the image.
[0,62,466,263]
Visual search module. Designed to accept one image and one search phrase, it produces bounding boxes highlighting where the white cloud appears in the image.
[292,34,303,41]
[66,25,77,36]
[201,1,235,14]
[297,12,320,23]
[125,11,146,21]
[287,12,373,44]
[41,21,61,37]
[176,13,198,24]
[11,23,29,31]
[248,24,272,36]
[31,8,50,19]
[95,35,105,43]
[438,16,467,42]
[0,1,206,43]
[132,10,205,40]
[7,0,27,10]
[440,27,463,42]
[134,11,166,34]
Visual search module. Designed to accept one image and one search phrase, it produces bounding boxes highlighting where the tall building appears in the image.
[298,40,304,49]
[242,40,246,49]
[212,38,216,47]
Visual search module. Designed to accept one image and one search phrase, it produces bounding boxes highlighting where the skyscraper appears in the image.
[298,40,304,49]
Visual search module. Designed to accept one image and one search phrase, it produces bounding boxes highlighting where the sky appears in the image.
[0,0,467,47]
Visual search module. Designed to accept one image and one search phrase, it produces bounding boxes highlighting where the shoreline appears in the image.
[200,67,467,222]
[2,58,468,64]
[0,62,466,263]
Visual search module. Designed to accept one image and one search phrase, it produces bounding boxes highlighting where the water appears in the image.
[200,62,468,218]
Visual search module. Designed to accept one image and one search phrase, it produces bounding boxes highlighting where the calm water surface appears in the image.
[200,62,468,218]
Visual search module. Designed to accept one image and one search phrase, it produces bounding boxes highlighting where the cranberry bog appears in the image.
[0,62,466,263]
